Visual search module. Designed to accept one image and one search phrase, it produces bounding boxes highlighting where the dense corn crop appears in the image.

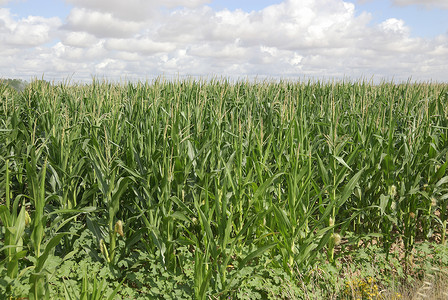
[1,78,447,298]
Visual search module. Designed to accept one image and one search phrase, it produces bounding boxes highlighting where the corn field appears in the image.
[1,79,448,299]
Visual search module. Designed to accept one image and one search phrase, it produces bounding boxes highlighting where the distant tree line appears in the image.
[0,78,28,92]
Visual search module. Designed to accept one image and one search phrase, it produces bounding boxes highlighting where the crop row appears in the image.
[1,79,447,298]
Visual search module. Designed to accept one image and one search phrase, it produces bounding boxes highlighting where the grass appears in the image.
[0,77,448,299]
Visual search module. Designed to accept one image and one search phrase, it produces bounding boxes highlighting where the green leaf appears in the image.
[337,168,364,209]
[273,204,292,237]
[253,172,284,200]
[317,154,330,186]
[170,211,190,223]
[35,232,70,273]
[0,205,11,227]
[239,243,276,268]
[86,216,106,243]
[431,160,448,184]
[334,155,353,171]
[436,176,448,188]
[111,177,130,215]
[106,279,125,300]
[197,205,217,259]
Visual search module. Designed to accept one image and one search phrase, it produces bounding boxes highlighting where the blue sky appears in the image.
[1,0,448,82]
[349,0,448,38]
[5,0,71,18]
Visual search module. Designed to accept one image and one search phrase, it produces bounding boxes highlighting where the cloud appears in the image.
[105,38,176,54]
[1,0,448,82]
[0,8,61,47]
[64,8,143,38]
[61,31,98,48]
[379,18,409,34]
[53,41,107,61]
[156,1,371,51]
[392,0,448,9]
[65,0,211,21]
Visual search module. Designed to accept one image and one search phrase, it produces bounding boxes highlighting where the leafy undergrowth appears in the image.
[333,241,448,300]
[2,221,448,299]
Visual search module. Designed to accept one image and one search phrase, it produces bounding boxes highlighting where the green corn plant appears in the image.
[88,133,129,266]
[0,159,28,288]
[24,149,71,300]
[316,145,363,261]
[192,185,275,297]
[193,246,213,300]
[63,269,123,300]
[2,78,448,298]
[46,125,87,210]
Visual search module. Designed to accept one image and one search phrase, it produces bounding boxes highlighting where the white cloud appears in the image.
[156,1,370,51]
[64,8,143,38]
[379,18,409,34]
[0,9,61,47]
[53,41,107,61]
[62,31,98,48]
[1,0,448,82]
[105,38,176,54]
[65,0,211,21]
[392,0,448,9]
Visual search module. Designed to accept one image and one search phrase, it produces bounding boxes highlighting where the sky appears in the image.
[0,0,447,83]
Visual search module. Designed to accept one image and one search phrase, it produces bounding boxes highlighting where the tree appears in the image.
[0,78,28,92]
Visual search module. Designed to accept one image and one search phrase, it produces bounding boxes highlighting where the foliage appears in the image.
[0,78,28,92]
[1,78,448,298]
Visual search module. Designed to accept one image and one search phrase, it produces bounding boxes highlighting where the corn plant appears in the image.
[87,133,129,266]
[1,78,448,298]
[63,269,122,300]
[0,159,28,283]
